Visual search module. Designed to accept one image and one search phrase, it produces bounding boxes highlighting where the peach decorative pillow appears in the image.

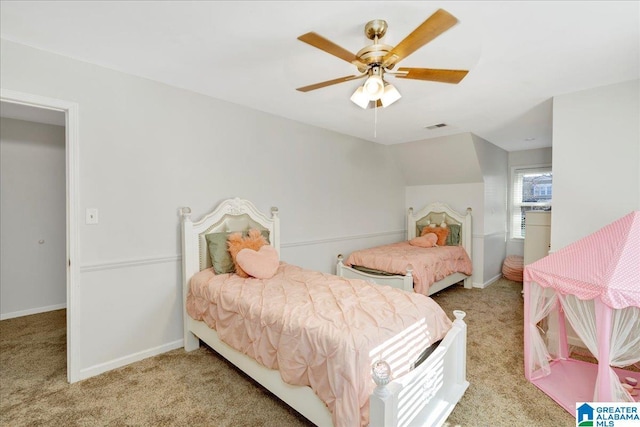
[236,245,280,279]
[422,225,449,246]
[227,228,268,277]
[409,233,438,248]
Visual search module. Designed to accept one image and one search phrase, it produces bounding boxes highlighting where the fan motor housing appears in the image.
[358,20,393,69]
[356,43,393,67]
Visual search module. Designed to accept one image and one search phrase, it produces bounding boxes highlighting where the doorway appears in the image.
[0,89,79,383]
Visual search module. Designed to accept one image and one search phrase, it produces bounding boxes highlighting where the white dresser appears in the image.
[523,211,551,265]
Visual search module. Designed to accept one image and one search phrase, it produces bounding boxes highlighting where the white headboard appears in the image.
[180,198,280,283]
[179,198,280,355]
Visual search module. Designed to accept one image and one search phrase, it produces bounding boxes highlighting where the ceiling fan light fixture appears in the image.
[380,83,401,107]
[363,75,385,100]
[350,86,370,109]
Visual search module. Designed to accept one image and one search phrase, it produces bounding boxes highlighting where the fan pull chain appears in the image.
[374,101,378,138]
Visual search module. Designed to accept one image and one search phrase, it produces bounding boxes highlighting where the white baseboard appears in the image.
[0,303,66,320]
[78,339,183,381]
[472,274,503,289]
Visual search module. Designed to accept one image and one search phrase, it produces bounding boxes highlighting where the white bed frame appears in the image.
[180,198,469,427]
[337,202,473,295]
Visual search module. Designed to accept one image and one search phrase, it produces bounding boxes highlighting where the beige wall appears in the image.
[0,39,406,378]
[471,134,508,285]
[551,79,639,251]
[0,118,66,318]
[390,132,484,186]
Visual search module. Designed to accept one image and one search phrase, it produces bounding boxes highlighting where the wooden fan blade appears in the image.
[395,67,468,84]
[296,74,365,92]
[298,32,363,67]
[382,9,459,68]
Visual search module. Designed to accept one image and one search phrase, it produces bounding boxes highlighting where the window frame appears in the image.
[509,163,552,240]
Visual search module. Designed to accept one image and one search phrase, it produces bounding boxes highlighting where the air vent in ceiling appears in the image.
[425,123,448,130]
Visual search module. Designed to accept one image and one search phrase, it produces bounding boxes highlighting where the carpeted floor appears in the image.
[431,278,575,426]
[1,278,578,426]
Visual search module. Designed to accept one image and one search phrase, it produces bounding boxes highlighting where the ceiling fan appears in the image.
[296,8,469,109]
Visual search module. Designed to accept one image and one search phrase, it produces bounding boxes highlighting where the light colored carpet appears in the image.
[1,278,578,426]
[432,278,574,426]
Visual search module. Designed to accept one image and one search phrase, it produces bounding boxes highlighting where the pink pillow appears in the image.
[409,233,438,248]
[227,229,268,277]
[235,245,279,279]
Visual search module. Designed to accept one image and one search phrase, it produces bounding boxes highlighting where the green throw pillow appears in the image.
[446,224,461,246]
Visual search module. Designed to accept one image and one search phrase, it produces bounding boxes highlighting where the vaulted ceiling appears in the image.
[1,1,638,151]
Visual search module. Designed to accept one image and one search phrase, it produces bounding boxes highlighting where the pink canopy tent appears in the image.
[523,211,640,414]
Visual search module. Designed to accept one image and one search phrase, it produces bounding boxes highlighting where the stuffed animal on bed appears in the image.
[227,228,269,277]
[421,223,449,246]
[227,228,280,279]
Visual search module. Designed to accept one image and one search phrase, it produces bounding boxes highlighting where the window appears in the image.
[510,166,552,239]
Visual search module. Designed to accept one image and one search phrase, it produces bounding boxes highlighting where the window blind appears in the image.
[511,166,552,239]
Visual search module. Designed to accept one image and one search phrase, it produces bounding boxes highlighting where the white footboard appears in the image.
[337,255,470,295]
[186,309,468,427]
[370,310,468,427]
[337,254,414,292]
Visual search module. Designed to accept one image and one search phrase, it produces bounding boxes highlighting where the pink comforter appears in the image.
[186,262,452,427]
[345,242,473,295]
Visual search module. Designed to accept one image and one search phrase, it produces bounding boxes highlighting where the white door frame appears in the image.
[1,89,80,383]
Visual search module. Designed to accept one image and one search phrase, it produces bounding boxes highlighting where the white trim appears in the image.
[281,230,404,248]
[80,255,181,273]
[476,231,507,238]
[78,339,183,381]
[0,303,66,321]
[472,273,503,289]
[78,232,405,272]
[1,89,81,383]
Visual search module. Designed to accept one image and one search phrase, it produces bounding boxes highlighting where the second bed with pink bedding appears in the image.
[345,242,473,295]
[186,262,453,427]
[337,202,474,296]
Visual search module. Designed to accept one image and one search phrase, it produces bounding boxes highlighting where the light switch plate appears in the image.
[86,208,99,225]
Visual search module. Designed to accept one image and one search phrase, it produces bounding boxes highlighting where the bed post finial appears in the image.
[370,360,397,427]
[271,206,279,218]
[371,360,392,393]
[406,264,413,278]
[466,207,472,214]
[453,310,467,323]
[180,207,192,220]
